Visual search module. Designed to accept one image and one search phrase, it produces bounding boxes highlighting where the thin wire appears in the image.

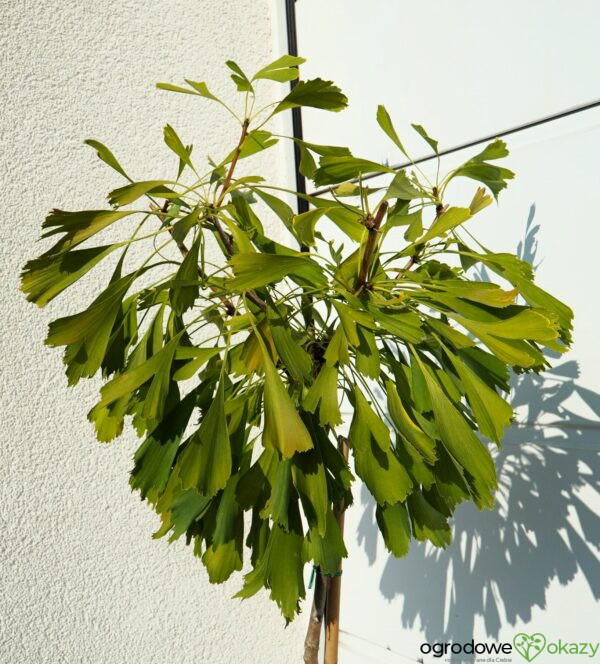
[339,629,423,663]
[309,97,600,197]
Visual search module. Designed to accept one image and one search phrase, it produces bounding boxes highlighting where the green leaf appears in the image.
[253,54,305,82]
[292,446,328,536]
[155,486,211,542]
[21,244,119,307]
[173,347,224,381]
[252,188,295,233]
[183,79,219,100]
[40,209,135,252]
[99,335,180,420]
[84,139,130,180]
[386,171,422,200]
[313,156,393,187]
[227,130,278,162]
[302,365,341,427]
[108,180,175,207]
[350,389,390,452]
[418,206,471,243]
[236,523,305,622]
[163,124,194,174]
[376,502,411,557]
[355,326,380,379]
[176,379,232,497]
[129,390,197,501]
[418,358,497,508]
[169,234,200,314]
[202,475,243,583]
[411,123,438,153]
[156,81,199,95]
[456,309,559,342]
[305,510,347,574]
[469,187,493,214]
[260,343,314,458]
[45,271,138,380]
[407,493,451,547]
[267,309,312,383]
[261,458,293,529]
[292,208,330,246]
[275,78,348,114]
[349,389,413,505]
[225,60,253,92]
[443,346,513,443]
[368,306,424,343]
[306,197,364,242]
[171,205,201,246]
[449,140,514,200]
[324,325,350,367]
[229,252,326,291]
[376,105,408,155]
[385,380,437,463]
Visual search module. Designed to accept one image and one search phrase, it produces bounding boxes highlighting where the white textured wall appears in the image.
[0,1,307,662]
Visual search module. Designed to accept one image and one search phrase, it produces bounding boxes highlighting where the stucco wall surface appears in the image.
[0,1,305,662]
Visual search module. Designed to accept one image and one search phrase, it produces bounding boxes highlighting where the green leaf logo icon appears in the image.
[513,633,547,662]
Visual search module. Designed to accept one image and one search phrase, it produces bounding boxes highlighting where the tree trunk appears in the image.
[303,570,329,663]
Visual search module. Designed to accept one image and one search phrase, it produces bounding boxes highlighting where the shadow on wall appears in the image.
[357,206,600,642]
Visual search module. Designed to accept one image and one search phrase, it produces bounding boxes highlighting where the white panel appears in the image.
[296,0,600,164]
[294,5,600,660]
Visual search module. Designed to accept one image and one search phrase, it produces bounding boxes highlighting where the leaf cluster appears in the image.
[21,56,572,621]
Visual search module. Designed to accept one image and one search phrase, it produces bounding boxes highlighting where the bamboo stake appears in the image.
[323,436,350,664]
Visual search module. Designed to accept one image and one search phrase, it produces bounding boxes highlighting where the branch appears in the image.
[153,202,235,316]
[357,201,388,289]
[210,118,250,254]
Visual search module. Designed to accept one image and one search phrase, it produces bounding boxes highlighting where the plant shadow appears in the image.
[356,205,600,642]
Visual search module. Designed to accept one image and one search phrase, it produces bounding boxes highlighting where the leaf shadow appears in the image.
[356,204,600,642]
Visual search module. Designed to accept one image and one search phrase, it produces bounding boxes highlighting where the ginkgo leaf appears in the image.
[21,244,119,307]
[236,523,305,622]
[292,446,328,536]
[417,357,497,509]
[252,54,305,82]
[84,139,131,180]
[267,309,312,384]
[260,342,313,458]
[108,180,176,206]
[164,124,194,174]
[386,380,437,463]
[376,502,411,558]
[173,347,224,381]
[40,209,135,252]
[130,390,197,501]
[169,234,200,314]
[305,510,347,574]
[275,78,348,114]
[376,105,408,156]
[176,379,232,497]
[443,345,513,443]
[407,493,451,547]
[292,207,330,246]
[229,253,326,290]
[302,365,341,427]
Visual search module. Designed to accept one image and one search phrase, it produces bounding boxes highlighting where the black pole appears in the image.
[285,0,309,214]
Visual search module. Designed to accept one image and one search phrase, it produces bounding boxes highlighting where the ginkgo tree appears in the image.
[21,55,572,664]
